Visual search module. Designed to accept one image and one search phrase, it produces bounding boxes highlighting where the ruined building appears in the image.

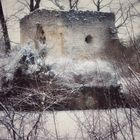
[20,9,118,59]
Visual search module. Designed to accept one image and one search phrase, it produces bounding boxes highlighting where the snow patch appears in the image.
[45,57,119,88]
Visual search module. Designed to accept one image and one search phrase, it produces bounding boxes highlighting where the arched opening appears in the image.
[85,35,93,44]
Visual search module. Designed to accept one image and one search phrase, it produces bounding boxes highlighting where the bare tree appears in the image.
[112,0,139,32]
[68,0,79,10]
[0,0,11,53]
[49,0,64,10]
[49,0,80,10]
[92,0,113,11]
[92,0,139,32]
[30,0,41,12]
[18,0,41,12]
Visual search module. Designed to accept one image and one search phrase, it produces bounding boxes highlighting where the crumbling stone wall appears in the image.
[20,9,118,59]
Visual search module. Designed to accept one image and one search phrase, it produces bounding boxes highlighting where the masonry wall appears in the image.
[20,10,118,59]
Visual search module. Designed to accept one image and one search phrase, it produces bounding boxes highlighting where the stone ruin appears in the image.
[20,9,119,59]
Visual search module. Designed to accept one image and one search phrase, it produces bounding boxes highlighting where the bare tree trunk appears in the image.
[68,0,79,10]
[92,0,101,11]
[30,0,41,12]
[69,0,73,9]
[34,0,41,10]
[0,0,10,53]
[30,0,34,12]
[97,0,100,11]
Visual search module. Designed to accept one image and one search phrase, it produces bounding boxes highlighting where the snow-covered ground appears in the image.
[0,109,140,140]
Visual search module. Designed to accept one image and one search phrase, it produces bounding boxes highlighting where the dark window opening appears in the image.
[85,35,93,44]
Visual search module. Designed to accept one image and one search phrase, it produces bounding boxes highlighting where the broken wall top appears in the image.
[20,9,115,27]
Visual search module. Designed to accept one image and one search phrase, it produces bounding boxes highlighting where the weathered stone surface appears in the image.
[20,9,118,59]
